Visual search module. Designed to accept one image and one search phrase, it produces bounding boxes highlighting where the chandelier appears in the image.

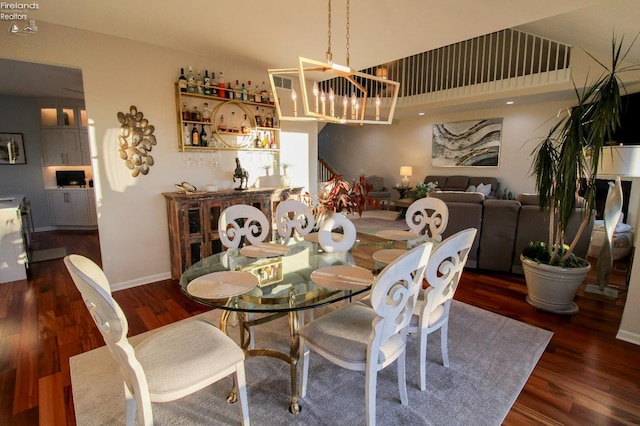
[267,0,400,125]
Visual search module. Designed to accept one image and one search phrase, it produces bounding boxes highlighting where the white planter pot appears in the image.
[520,255,591,315]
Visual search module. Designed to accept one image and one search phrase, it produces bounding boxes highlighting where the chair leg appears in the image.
[418,328,428,391]
[365,362,378,426]
[440,321,450,368]
[235,363,251,426]
[397,349,408,406]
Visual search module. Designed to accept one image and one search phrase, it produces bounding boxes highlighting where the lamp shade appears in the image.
[400,166,413,177]
[598,146,640,177]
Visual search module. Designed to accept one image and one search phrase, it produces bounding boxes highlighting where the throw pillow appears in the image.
[465,185,476,192]
[476,183,492,196]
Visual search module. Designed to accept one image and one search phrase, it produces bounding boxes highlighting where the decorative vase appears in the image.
[520,255,590,315]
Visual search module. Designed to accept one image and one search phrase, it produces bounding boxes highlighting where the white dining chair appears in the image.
[299,242,434,426]
[318,213,357,252]
[405,197,449,242]
[219,204,270,249]
[408,228,477,391]
[64,254,250,426]
[275,199,315,241]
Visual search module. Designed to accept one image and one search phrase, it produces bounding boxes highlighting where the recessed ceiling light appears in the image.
[418,112,425,116]
[506,101,514,105]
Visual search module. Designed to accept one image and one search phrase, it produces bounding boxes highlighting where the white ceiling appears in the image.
[1,0,639,104]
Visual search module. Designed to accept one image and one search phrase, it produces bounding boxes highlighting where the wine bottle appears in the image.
[178,68,187,92]
[217,114,227,132]
[255,131,262,148]
[182,102,191,121]
[218,72,226,98]
[183,123,191,145]
[240,114,251,134]
[196,69,204,94]
[235,80,241,100]
[187,66,196,93]
[227,82,234,99]
[199,124,208,147]
[202,102,212,123]
[203,70,211,96]
[211,72,218,97]
[191,106,202,122]
[247,80,253,101]
[254,106,262,127]
[191,124,200,146]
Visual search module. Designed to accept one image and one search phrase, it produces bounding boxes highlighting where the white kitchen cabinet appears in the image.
[41,129,84,166]
[47,189,97,228]
[79,130,91,165]
[0,195,28,283]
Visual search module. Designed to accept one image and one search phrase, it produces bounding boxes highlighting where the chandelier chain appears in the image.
[326,0,332,63]
[345,0,350,67]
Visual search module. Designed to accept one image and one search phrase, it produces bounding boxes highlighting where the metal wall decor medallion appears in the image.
[117,105,156,177]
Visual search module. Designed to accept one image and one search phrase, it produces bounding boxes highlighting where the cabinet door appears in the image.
[42,129,82,165]
[79,130,91,165]
[48,191,91,226]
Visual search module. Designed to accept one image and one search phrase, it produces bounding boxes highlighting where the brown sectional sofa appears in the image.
[427,191,594,274]
[424,175,500,198]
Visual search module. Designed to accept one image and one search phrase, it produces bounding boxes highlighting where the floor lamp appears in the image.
[585,145,640,297]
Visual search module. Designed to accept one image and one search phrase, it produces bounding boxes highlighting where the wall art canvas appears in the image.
[0,133,26,165]
[432,118,502,167]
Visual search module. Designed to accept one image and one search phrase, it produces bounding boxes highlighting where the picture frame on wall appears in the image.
[432,118,502,167]
[0,133,26,165]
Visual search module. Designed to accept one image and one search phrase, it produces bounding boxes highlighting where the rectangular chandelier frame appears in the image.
[268,57,400,125]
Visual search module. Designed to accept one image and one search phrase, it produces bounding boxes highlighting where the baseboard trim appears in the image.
[616,329,640,346]
[111,272,172,291]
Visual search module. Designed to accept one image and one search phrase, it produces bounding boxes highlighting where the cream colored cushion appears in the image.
[476,183,492,196]
[136,318,245,402]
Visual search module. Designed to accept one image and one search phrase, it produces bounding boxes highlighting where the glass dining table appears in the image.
[179,234,430,414]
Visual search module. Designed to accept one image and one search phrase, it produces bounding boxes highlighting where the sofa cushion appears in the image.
[516,193,539,205]
[466,185,476,192]
[424,175,447,188]
[443,175,470,191]
[430,191,485,204]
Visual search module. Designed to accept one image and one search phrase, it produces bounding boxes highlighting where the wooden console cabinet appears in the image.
[163,187,303,279]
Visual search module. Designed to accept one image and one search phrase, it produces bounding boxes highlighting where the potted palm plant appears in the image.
[521,35,639,314]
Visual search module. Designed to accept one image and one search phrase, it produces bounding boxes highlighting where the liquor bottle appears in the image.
[199,124,208,147]
[254,83,260,102]
[218,71,226,98]
[270,133,277,149]
[217,114,227,132]
[241,82,247,101]
[254,106,262,127]
[230,111,238,132]
[265,109,273,128]
[191,106,202,122]
[240,114,251,134]
[202,102,212,122]
[211,72,218,97]
[235,80,241,100]
[260,81,269,103]
[183,123,191,145]
[203,70,211,96]
[196,69,204,94]
[261,131,269,148]
[181,102,191,121]
[191,124,200,146]
[178,68,187,92]
[187,66,196,93]
[226,82,234,99]
[255,131,262,148]
[247,80,253,101]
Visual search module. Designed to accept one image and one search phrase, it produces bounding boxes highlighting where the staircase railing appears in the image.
[318,157,338,183]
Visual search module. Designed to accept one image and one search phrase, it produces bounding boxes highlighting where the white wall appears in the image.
[0,22,316,289]
[319,98,573,199]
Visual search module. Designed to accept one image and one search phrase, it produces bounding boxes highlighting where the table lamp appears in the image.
[586,145,640,297]
[400,166,413,188]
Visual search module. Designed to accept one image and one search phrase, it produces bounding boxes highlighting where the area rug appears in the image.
[349,210,408,236]
[70,301,552,425]
[30,247,67,263]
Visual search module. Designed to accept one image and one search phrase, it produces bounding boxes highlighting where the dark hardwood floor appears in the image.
[1,230,639,425]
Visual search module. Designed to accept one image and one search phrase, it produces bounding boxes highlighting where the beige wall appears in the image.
[0,22,317,288]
